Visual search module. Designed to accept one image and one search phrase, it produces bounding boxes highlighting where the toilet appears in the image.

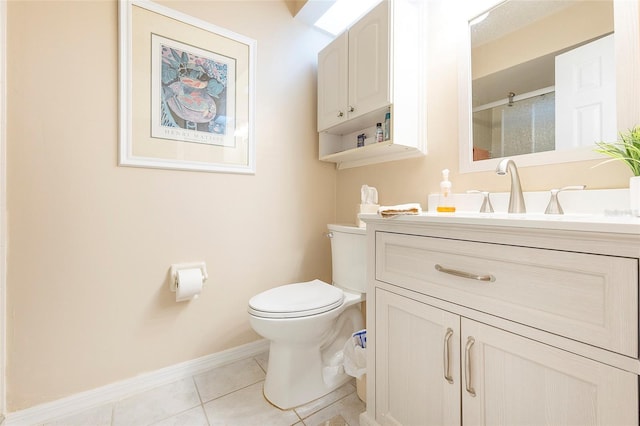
[248,224,366,409]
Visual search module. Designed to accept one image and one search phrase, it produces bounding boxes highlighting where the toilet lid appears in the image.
[248,279,344,319]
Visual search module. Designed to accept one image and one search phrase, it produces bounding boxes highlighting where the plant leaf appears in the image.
[594,125,640,176]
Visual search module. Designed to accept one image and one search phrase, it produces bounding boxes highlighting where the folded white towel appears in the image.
[378,203,422,218]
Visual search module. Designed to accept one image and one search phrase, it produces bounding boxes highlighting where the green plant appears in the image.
[595,126,640,176]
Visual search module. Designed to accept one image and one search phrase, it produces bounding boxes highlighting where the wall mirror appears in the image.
[458,0,640,173]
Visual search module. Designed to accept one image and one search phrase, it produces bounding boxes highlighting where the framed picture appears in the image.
[119,0,256,174]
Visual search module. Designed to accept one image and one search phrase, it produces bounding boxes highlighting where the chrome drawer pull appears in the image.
[443,328,454,384]
[435,264,495,282]
[465,336,476,397]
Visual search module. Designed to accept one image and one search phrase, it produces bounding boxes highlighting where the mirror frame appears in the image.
[458,0,640,173]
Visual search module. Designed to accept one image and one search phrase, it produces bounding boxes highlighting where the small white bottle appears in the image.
[437,169,456,213]
[375,123,383,142]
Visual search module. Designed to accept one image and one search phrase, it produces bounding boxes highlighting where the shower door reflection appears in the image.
[472,90,555,160]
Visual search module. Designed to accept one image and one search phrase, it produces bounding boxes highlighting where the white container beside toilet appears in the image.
[248,224,366,409]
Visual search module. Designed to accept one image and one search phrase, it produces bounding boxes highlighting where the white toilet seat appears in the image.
[248,279,344,319]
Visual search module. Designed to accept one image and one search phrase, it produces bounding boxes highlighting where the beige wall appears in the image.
[335,0,633,225]
[6,0,331,411]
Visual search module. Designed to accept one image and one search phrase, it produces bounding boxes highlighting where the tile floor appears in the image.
[41,352,365,426]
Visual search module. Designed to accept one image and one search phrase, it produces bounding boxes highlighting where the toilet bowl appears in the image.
[248,224,366,409]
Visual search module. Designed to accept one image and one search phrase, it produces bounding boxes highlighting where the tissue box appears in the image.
[357,204,379,228]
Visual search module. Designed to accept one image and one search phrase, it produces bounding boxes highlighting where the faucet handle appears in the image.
[467,190,494,213]
[544,185,586,215]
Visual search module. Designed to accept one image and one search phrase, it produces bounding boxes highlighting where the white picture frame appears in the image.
[119,0,256,174]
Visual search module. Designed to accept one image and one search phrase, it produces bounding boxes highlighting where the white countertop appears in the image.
[359,188,640,235]
[360,211,640,235]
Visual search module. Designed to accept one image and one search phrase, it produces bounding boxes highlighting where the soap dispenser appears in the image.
[437,169,456,212]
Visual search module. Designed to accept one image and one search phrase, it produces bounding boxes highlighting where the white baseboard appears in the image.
[5,339,269,425]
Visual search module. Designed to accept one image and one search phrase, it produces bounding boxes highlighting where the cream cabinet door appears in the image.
[317,31,348,131]
[462,318,638,426]
[347,1,389,120]
[375,289,461,426]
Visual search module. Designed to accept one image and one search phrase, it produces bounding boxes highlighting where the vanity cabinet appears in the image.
[461,318,635,426]
[317,0,426,169]
[361,216,640,426]
[375,289,460,426]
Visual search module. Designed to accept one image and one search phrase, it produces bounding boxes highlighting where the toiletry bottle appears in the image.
[437,169,456,212]
[357,133,366,148]
[384,110,391,140]
[376,123,383,143]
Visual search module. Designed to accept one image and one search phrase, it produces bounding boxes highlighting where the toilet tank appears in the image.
[327,224,367,293]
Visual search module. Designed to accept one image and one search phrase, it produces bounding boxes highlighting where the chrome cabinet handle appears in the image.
[465,336,476,397]
[348,105,355,112]
[443,328,454,384]
[435,264,495,282]
[337,111,344,118]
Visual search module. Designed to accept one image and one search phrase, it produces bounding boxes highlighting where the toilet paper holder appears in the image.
[169,262,208,292]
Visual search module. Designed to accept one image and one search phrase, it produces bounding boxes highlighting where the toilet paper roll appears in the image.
[175,268,203,302]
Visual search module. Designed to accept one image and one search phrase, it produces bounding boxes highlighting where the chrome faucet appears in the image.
[495,158,526,213]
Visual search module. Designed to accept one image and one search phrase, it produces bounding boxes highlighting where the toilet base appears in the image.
[262,306,363,409]
[263,342,353,409]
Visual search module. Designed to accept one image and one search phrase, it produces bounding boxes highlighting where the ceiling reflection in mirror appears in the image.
[469,0,615,162]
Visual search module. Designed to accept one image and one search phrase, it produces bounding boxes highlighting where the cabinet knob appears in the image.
[337,111,344,118]
[348,106,355,112]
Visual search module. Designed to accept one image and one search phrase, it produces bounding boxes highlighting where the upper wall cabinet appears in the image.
[317,0,427,169]
[318,4,389,130]
[318,32,350,131]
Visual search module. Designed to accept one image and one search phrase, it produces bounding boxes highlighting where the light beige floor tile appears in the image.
[294,381,356,419]
[301,393,365,426]
[112,378,201,426]
[203,381,300,426]
[319,414,348,426]
[43,403,113,426]
[194,357,265,402]
[151,405,209,426]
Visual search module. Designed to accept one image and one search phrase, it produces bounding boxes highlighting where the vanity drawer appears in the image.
[376,232,639,357]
